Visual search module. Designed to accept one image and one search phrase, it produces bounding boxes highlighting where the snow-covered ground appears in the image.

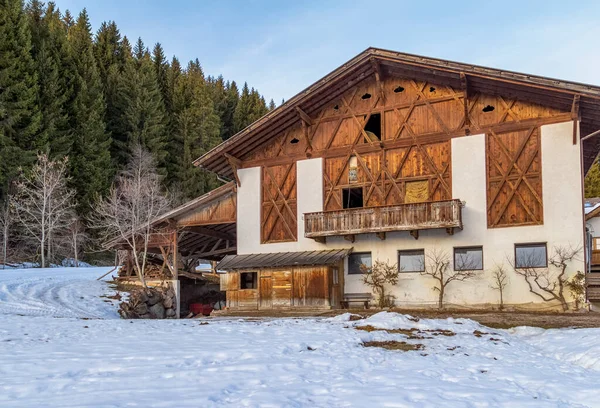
[1,268,599,407]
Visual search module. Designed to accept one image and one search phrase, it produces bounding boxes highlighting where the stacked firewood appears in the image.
[117,264,171,279]
[119,286,177,319]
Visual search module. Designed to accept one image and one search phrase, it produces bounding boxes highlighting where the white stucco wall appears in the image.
[235,121,585,308]
[236,158,327,254]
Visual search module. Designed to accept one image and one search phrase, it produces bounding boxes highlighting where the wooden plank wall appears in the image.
[486,127,543,227]
[242,74,569,236]
[176,194,236,226]
[224,266,333,310]
[261,163,298,243]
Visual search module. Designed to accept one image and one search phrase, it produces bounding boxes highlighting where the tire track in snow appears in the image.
[0,267,120,319]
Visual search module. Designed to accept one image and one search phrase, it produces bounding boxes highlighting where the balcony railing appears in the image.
[304,199,463,239]
[591,250,600,266]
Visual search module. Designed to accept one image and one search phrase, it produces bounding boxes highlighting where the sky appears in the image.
[52,0,600,104]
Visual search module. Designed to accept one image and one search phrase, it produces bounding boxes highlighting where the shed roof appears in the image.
[217,248,352,270]
[194,47,600,176]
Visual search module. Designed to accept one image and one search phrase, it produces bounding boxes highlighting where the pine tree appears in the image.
[27,0,72,158]
[221,80,238,140]
[585,160,600,198]
[119,37,168,173]
[152,43,171,115]
[94,20,125,85]
[233,81,251,133]
[0,0,41,200]
[268,98,276,111]
[171,60,220,199]
[66,9,112,213]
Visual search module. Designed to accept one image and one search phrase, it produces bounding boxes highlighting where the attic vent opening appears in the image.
[393,86,405,93]
[363,113,381,141]
[429,87,436,92]
[482,105,495,112]
[361,93,372,100]
[333,104,339,110]
[290,137,300,144]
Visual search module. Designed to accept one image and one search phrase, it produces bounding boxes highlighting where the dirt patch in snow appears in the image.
[362,340,424,351]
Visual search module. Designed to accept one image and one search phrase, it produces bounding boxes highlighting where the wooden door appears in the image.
[226,272,239,309]
[272,271,292,308]
[330,267,341,308]
[259,271,273,309]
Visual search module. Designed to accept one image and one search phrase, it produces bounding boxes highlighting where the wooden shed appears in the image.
[218,249,351,310]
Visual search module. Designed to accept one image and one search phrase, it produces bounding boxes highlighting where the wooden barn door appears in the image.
[486,127,543,227]
[226,272,239,309]
[262,164,297,243]
[259,271,273,309]
[271,271,292,308]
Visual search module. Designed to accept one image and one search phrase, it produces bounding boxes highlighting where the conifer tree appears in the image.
[94,20,125,85]
[0,0,41,200]
[152,43,171,115]
[221,80,239,140]
[268,98,276,111]
[119,37,168,173]
[171,60,220,199]
[66,9,112,213]
[585,160,600,198]
[27,0,72,158]
[233,81,251,133]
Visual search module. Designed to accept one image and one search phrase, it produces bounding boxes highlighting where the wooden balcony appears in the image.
[592,250,600,266]
[304,199,463,241]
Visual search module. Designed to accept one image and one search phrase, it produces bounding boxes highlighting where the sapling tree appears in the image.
[90,145,171,287]
[12,154,77,268]
[566,271,586,311]
[420,249,479,309]
[510,245,581,311]
[360,260,399,308]
[490,264,509,310]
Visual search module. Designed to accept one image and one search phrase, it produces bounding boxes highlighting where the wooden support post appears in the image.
[370,58,386,103]
[460,73,471,134]
[224,153,242,187]
[376,231,386,240]
[172,230,178,281]
[344,234,355,243]
[295,106,313,126]
[409,230,419,240]
[301,121,313,153]
[572,94,580,145]
[446,227,454,236]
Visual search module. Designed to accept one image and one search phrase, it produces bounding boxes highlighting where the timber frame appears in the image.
[194,48,600,177]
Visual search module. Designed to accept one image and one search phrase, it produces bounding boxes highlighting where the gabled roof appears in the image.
[194,47,600,177]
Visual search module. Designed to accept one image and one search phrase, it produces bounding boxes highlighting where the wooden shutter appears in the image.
[486,127,543,228]
[261,163,297,243]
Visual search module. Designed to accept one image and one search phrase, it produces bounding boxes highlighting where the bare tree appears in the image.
[490,264,509,310]
[90,145,171,287]
[360,260,399,308]
[510,245,581,311]
[64,217,88,267]
[11,154,76,268]
[0,197,12,268]
[421,249,479,309]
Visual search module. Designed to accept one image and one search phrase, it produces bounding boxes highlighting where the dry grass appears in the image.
[362,340,424,351]
[354,325,455,339]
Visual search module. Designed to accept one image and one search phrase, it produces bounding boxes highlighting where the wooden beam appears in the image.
[187,246,237,258]
[370,58,386,103]
[344,234,355,243]
[186,226,235,242]
[301,121,313,152]
[295,106,313,126]
[313,236,326,244]
[409,230,419,240]
[446,227,454,236]
[572,94,580,145]
[224,153,242,187]
[460,73,471,132]
[376,231,386,240]
[172,231,178,280]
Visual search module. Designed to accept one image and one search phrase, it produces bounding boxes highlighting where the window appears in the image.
[364,113,381,141]
[348,252,371,275]
[398,249,425,272]
[515,243,547,268]
[454,246,483,271]
[240,272,258,289]
[342,187,363,209]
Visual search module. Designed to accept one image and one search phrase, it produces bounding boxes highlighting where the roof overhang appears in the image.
[194,47,600,176]
[217,248,352,270]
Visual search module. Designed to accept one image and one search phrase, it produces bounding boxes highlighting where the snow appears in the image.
[1,268,600,407]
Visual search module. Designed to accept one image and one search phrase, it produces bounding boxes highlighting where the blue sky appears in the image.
[53,0,600,104]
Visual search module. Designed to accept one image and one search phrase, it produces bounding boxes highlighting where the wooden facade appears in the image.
[222,266,342,310]
[236,73,569,241]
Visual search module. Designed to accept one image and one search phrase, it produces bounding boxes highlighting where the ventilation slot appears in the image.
[393,86,405,93]
[290,137,299,144]
[429,87,436,92]
[361,93,372,100]
[482,105,495,112]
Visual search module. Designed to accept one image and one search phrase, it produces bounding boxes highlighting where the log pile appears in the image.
[117,263,172,279]
[119,286,177,319]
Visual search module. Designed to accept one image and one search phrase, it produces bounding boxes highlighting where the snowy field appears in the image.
[1,268,600,407]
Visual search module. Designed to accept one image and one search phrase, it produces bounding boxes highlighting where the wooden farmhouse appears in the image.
[115,48,600,313]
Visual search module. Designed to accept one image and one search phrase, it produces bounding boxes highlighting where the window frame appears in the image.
[514,243,548,269]
[453,246,484,271]
[348,252,372,275]
[398,249,425,273]
[239,271,258,289]
[342,187,364,209]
